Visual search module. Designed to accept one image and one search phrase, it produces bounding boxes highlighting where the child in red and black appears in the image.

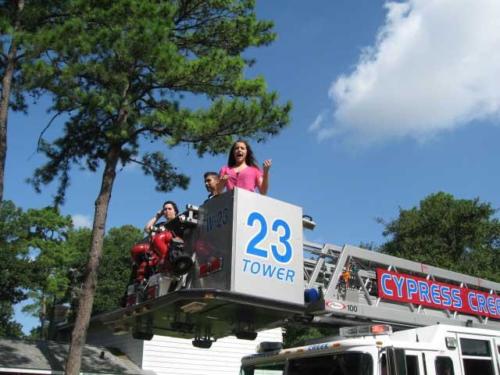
[130,201,180,282]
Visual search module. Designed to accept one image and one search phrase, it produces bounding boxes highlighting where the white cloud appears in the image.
[313,0,500,143]
[72,214,92,229]
[308,111,327,132]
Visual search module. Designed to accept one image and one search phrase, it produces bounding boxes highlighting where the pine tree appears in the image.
[25,1,290,372]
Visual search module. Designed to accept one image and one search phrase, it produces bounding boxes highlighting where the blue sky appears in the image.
[8,0,500,333]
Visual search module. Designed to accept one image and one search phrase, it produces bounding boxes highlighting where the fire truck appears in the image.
[241,323,500,375]
[90,189,500,374]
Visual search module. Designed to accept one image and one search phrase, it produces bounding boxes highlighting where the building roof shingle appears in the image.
[0,339,153,375]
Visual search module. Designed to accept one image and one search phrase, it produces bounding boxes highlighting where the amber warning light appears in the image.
[340,324,393,337]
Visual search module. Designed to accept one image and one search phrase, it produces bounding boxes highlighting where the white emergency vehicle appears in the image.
[241,323,500,375]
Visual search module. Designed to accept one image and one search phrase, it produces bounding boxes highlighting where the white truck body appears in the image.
[240,324,500,375]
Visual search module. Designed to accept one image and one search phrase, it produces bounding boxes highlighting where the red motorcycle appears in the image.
[126,219,194,306]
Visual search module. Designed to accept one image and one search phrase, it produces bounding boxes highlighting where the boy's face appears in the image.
[204,175,219,194]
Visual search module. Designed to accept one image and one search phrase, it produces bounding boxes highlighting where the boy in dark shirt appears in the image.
[204,171,219,200]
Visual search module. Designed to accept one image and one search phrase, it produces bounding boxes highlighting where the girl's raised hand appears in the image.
[263,159,272,174]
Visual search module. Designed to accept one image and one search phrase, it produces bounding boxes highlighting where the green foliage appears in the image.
[0,200,30,305]
[0,200,71,304]
[33,225,143,318]
[19,224,142,333]
[1,0,68,112]
[282,324,338,348]
[94,225,143,314]
[28,325,43,339]
[19,208,72,336]
[0,302,23,338]
[24,0,290,204]
[1,0,26,113]
[379,192,500,282]
[49,227,92,325]
[0,200,71,338]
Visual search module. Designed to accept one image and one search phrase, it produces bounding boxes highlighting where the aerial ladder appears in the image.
[82,189,500,348]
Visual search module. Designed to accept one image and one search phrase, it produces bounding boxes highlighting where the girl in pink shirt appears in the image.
[218,140,271,194]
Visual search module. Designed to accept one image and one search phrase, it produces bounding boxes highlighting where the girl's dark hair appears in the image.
[227,139,258,168]
[163,200,179,215]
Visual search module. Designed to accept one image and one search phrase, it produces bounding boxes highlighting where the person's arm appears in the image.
[217,167,228,194]
[258,159,271,195]
[144,209,162,232]
[216,175,228,194]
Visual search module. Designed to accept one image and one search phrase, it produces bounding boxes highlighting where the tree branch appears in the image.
[36,111,63,152]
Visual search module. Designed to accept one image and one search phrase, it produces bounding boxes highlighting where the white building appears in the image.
[87,327,282,375]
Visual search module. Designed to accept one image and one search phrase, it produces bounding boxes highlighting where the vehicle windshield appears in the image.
[241,352,372,375]
[240,363,285,375]
[288,352,372,375]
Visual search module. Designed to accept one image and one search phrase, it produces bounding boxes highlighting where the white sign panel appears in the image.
[231,188,304,305]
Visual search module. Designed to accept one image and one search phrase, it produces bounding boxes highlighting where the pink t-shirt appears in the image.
[219,165,263,192]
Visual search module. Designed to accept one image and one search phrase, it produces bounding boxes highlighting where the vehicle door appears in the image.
[424,332,460,375]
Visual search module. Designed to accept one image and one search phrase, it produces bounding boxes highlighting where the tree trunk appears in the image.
[64,144,121,375]
[40,294,47,339]
[0,0,24,202]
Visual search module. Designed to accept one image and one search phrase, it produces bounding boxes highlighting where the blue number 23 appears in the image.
[246,212,292,263]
